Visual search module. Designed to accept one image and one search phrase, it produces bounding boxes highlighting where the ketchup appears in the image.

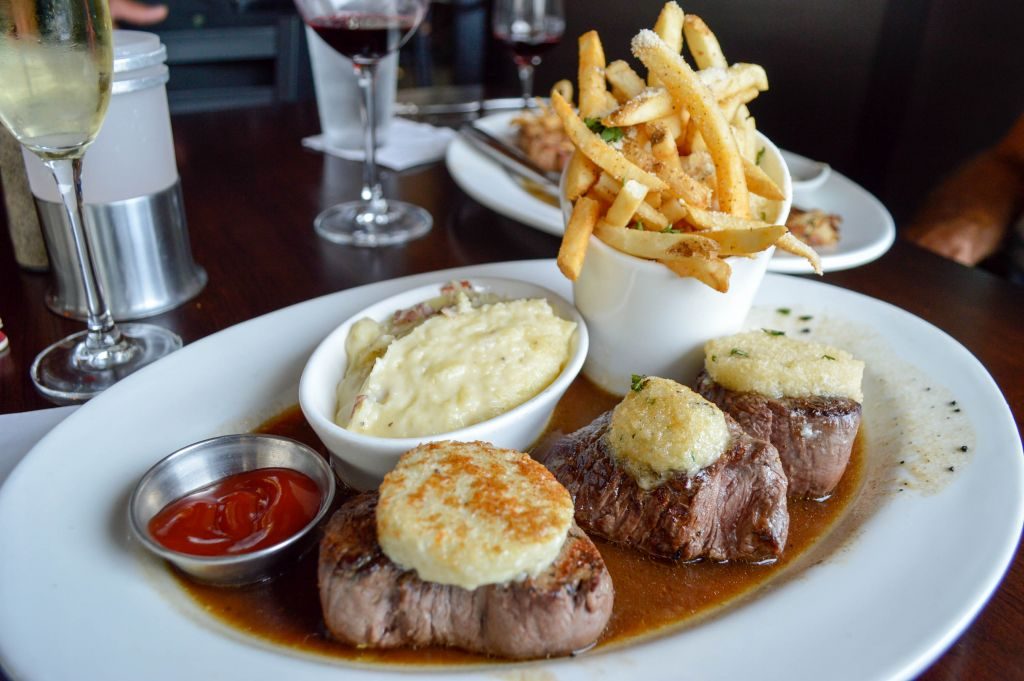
[148,468,321,556]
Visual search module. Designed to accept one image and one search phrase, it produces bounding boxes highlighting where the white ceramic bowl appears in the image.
[562,131,792,395]
[299,277,588,490]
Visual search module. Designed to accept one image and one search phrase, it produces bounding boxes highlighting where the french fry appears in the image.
[650,0,685,86]
[660,255,731,292]
[683,204,774,231]
[563,152,600,202]
[719,87,759,122]
[591,173,671,228]
[654,112,684,139]
[683,14,727,69]
[557,196,600,281]
[743,156,785,200]
[659,196,688,223]
[649,125,713,208]
[777,232,823,274]
[653,1,685,54]
[595,221,719,259]
[605,60,646,101]
[632,29,750,216]
[578,31,612,118]
[605,180,649,227]
[698,63,768,101]
[550,79,574,105]
[620,126,654,171]
[698,224,786,255]
[552,91,669,193]
[603,88,677,127]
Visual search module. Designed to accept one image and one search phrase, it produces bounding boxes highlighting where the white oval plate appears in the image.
[446,114,895,273]
[775,149,896,273]
[446,111,564,236]
[1,261,1021,681]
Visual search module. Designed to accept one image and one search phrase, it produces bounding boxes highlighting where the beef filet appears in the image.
[540,412,788,562]
[318,492,614,659]
[695,371,861,498]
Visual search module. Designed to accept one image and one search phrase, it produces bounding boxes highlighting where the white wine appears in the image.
[0,0,113,160]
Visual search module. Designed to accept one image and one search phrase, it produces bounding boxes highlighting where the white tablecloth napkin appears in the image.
[302,118,456,171]
[0,406,78,489]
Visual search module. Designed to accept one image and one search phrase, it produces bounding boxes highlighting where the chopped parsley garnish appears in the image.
[584,117,624,143]
[759,211,768,221]
[776,307,791,315]
[756,146,765,165]
[631,374,649,392]
[661,226,682,233]
[822,354,836,360]
[629,219,645,230]
[762,328,785,336]
[729,348,748,357]
[798,314,813,321]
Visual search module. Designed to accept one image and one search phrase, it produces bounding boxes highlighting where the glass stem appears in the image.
[355,60,386,219]
[517,63,535,108]
[44,157,127,368]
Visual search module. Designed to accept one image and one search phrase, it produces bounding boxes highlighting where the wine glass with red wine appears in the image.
[294,0,431,246]
[492,0,565,108]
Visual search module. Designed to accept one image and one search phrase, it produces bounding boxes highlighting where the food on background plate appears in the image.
[553,2,822,289]
[786,206,842,247]
[318,441,614,659]
[696,330,864,498]
[335,280,576,438]
[511,93,575,174]
[542,376,789,562]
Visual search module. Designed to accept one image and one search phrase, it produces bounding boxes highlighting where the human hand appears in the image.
[109,0,168,25]
[905,215,1007,266]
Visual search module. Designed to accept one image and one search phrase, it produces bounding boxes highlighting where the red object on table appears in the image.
[148,468,321,556]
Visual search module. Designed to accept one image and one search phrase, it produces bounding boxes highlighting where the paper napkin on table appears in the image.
[302,118,456,171]
[0,406,78,488]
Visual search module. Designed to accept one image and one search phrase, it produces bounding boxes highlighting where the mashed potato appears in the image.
[335,284,576,438]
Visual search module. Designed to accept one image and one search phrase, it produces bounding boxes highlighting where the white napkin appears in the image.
[302,118,456,171]
[0,406,78,488]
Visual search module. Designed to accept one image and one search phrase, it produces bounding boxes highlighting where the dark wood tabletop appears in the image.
[0,102,1021,679]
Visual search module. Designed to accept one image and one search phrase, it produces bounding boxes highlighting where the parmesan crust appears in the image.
[606,377,730,488]
[704,330,864,402]
[376,441,574,591]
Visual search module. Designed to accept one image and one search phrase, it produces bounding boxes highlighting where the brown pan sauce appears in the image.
[175,376,862,665]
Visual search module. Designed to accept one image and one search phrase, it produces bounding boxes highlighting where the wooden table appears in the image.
[1,103,1021,679]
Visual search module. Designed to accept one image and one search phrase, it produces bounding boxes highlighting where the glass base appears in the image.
[30,323,183,405]
[314,200,432,247]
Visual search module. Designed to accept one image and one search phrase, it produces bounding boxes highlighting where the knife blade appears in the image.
[458,124,562,198]
[394,98,528,116]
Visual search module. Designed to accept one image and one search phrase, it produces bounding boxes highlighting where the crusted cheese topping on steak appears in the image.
[377,441,574,591]
[606,377,729,489]
[705,330,864,402]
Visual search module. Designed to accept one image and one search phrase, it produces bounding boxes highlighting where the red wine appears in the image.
[493,20,563,66]
[308,13,418,61]
[500,36,560,65]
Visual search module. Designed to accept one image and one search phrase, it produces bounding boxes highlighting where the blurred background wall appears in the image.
[131,0,1024,226]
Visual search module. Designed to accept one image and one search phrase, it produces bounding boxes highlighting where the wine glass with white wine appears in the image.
[0,0,182,403]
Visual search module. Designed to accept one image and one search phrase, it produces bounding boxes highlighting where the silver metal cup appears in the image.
[37,180,207,321]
